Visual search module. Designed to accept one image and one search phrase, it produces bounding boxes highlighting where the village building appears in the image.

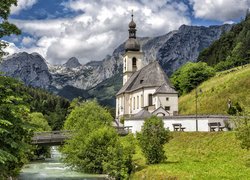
[116,14,178,119]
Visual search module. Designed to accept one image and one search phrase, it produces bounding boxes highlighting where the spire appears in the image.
[128,10,136,38]
[125,11,140,51]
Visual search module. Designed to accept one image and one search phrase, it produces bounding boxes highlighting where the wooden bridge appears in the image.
[31,126,131,146]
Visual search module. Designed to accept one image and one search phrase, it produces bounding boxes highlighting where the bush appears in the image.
[137,116,171,164]
[233,113,250,150]
[171,62,215,95]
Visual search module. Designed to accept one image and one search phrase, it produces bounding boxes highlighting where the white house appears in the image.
[116,14,178,119]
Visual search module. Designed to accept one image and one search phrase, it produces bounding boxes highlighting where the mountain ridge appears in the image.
[0,24,233,105]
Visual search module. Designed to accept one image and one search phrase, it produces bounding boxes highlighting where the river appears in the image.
[18,146,108,180]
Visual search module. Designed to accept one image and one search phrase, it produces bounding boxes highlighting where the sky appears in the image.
[3,0,250,65]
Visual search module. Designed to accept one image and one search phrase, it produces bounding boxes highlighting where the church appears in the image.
[116,14,178,120]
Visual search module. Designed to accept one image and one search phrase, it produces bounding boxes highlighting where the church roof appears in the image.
[117,61,177,95]
[154,83,177,94]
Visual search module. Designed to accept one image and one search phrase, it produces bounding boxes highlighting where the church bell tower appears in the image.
[123,12,143,85]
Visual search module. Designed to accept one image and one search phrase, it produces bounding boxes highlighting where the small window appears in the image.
[133,97,135,110]
[166,97,169,101]
[132,57,137,71]
[165,106,170,111]
[140,80,144,84]
[137,96,139,109]
[148,94,153,106]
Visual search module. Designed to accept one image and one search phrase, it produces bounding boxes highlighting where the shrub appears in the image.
[137,116,171,164]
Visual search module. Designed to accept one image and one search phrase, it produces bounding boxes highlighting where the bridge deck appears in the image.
[32,127,131,145]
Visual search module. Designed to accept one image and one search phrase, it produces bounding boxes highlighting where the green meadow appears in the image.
[131,132,250,180]
[179,64,250,115]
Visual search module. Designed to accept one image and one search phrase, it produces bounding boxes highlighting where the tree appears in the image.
[137,116,171,164]
[29,112,51,132]
[171,62,215,95]
[62,101,135,179]
[0,0,21,59]
[0,76,32,178]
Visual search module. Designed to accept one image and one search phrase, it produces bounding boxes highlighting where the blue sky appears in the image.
[4,0,250,64]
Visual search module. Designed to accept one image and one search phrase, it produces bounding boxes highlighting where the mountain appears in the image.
[63,57,82,68]
[0,52,52,88]
[0,24,232,105]
[178,64,250,115]
[198,13,250,70]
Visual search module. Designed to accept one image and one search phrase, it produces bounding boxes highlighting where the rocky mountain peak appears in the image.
[63,57,81,68]
[0,52,51,88]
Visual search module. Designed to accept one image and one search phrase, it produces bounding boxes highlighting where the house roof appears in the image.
[117,61,177,95]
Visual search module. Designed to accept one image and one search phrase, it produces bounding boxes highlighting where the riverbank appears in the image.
[131,132,250,179]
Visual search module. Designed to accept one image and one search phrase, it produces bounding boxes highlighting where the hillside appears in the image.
[132,132,250,179]
[178,65,250,115]
[198,13,250,70]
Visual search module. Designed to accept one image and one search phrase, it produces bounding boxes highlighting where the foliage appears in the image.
[103,134,135,179]
[28,112,52,160]
[62,101,135,179]
[16,86,70,130]
[171,62,215,95]
[198,15,250,70]
[178,65,250,115]
[0,76,32,178]
[28,112,51,132]
[0,0,21,59]
[137,116,171,164]
[233,112,250,150]
[132,132,250,179]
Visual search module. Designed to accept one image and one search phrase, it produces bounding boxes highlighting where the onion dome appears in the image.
[125,38,140,51]
[129,19,136,28]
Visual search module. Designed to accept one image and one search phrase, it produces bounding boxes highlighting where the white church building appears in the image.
[116,14,178,119]
[115,14,229,133]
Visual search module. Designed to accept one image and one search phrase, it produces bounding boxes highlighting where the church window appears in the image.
[132,57,137,71]
[166,97,169,101]
[141,94,143,107]
[133,97,135,110]
[165,106,170,111]
[148,94,153,106]
[124,59,126,71]
[137,96,139,109]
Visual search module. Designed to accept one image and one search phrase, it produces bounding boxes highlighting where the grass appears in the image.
[131,132,250,180]
[178,64,250,115]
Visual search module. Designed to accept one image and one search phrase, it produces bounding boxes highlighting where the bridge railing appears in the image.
[31,130,71,145]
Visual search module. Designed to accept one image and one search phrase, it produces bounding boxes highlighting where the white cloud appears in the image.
[190,0,250,21]
[21,36,36,46]
[9,0,191,64]
[11,0,38,15]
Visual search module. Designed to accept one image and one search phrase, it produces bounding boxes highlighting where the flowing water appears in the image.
[18,147,108,180]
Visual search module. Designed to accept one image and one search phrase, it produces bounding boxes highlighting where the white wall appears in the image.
[124,116,229,133]
[155,93,178,115]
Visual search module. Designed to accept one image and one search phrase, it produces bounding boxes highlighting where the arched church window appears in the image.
[124,58,126,71]
[148,94,153,106]
[132,57,137,71]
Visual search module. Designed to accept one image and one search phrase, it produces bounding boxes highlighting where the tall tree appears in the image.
[0,0,21,59]
[0,76,33,178]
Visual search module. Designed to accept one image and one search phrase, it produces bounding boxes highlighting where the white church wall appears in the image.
[124,119,145,134]
[124,116,229,133]
[155,94,178,115]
